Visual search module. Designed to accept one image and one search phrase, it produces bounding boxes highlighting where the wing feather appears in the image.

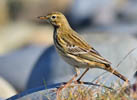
[58,28,111,64]
[67,45,111,64]
[58,32,111,65]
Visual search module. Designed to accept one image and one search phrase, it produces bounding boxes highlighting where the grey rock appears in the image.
[67,0,119,28]
[16,88,57,100]
[0,45,46,91]
[67,0,137,30]
[8,84,103,100]
[0,45,75,92]
[27,46,75,90]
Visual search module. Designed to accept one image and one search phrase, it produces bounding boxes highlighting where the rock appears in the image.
[7,84,58,100]
[0,22,53,55]
[7,83,106,100]
[8,82,136,100]
[0,22,35,54]
[0,77,17,99]
[67,0,120,29]
[67,0,137,30]
[27,46,75,90]
[0,45,46,92]
[119,0,137,22]
[0,45,74,92]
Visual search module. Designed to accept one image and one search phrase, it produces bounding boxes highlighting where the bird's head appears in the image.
[38,12,69,28]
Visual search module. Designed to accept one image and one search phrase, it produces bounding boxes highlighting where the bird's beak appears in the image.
[37,16,49,20]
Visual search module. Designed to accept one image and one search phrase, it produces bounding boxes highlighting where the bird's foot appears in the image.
[74,80,84,84]
[56,81,73,99]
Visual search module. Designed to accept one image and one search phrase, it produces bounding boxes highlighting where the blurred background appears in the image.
[0,0,137,99]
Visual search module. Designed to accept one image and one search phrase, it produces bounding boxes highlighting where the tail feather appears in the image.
[104,65,129,82]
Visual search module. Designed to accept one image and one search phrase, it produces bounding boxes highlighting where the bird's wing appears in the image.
[66,45,111,65]
[60,32,111,65]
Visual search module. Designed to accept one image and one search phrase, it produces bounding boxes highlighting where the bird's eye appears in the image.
[51,16,56,19]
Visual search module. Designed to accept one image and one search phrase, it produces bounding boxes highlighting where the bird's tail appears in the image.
[104,65,130,83]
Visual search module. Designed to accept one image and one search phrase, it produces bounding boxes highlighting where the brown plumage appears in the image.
[38,12,129,84]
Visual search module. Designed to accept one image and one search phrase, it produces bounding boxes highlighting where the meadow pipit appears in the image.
[38,12,129,87]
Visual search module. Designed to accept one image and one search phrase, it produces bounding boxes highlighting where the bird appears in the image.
[38,12,129,87]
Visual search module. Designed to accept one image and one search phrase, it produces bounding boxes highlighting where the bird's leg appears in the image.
[56,68,80,99]
[57,67,80,92]
[77,68,89,82]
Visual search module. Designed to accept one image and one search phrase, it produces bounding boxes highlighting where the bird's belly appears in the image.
[59,52,92,68]
[55,46,96,68]
[61,55,82,67]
